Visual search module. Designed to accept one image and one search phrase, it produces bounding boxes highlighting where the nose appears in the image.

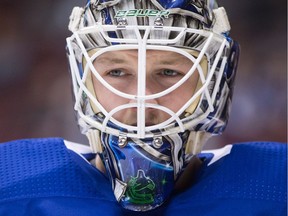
[144,79,159,104]
[126,79,159,105]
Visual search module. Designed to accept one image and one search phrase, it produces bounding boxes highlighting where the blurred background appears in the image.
[0,0,287,148]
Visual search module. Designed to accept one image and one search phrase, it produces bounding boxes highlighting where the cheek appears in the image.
[93,79,112,111]
[158,78,197,112]
[96,88,111,110]
[93,80,129,112]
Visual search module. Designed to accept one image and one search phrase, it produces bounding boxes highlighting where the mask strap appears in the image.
[86,129,103,153]
[185,131,211,155]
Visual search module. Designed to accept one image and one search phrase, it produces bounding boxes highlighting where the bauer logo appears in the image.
[115,9,170,18]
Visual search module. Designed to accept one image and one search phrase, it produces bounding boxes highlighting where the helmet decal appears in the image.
[115,9,170,18]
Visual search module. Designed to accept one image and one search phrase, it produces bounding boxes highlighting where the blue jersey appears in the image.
[0,138,286,215]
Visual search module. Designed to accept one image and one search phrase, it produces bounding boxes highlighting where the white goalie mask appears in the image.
[66,0,239,212]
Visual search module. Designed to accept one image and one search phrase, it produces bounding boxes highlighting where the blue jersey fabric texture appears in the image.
[0,138,286,216]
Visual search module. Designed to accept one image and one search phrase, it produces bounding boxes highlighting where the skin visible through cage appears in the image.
[89,49,201,127]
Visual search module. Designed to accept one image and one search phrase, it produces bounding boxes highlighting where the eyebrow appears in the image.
[157,55,189,65]
[95,53,188,65]
[158,59,179,65]
[95,56,127,64]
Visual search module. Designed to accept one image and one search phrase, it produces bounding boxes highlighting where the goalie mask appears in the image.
[66,0,239,212]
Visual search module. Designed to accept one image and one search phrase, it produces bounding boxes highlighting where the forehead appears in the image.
[94,49,194,63]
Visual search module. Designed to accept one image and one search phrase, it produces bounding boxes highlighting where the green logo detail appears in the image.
[115,9,170,18]
[126,170,156,204]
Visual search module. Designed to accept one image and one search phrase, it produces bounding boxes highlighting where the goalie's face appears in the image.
[91,49,199,127]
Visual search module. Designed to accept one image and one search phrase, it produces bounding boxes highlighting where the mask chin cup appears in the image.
[101,133,185,211]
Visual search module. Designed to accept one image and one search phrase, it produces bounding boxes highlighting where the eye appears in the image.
[107,69,125,77]
[161,69,180,77]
